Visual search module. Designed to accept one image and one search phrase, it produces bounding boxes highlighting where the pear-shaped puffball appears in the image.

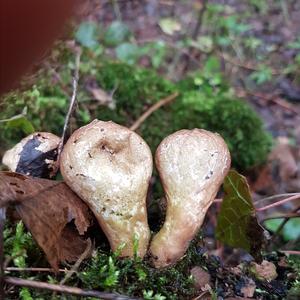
[150,129,231,268]
[60,120,152,258]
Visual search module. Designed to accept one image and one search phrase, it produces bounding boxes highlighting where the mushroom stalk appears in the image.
[60,120,152,258]
[150,129,231,268]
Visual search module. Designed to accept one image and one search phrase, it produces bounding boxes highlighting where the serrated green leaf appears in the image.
[216,170,264,260]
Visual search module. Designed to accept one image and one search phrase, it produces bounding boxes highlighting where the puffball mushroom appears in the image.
[150,129,231,268]
[2,132,60,178]
[60,120,152,258]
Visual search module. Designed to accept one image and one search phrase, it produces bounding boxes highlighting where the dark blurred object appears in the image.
[0,0,79,95]
[278,79,300,102]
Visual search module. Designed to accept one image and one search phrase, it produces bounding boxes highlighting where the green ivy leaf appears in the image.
[115,43,140,64]
[75,21,99,49]
[158,18,181,36]
[216,170,265,261]
[104,21,131,46]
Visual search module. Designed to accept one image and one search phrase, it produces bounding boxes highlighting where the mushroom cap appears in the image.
[2,132,60,178]
[156,129,231,206]
[150,128,231,267]
[60,120,152,257]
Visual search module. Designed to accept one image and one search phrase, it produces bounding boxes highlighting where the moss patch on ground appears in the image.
[1,59,272,171]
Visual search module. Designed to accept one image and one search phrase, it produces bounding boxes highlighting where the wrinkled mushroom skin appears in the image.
[2,132,60,178]
[150,129,231,268]
[60,120,152,258]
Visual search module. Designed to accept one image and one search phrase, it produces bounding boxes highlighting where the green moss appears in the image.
[93,61,176,124]
[173,91,272,169]
[94,62,272,170]
[0,60,271,171]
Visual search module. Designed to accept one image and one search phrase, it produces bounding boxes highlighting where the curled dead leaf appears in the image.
[250,260,278,282]
[0,171,92,270]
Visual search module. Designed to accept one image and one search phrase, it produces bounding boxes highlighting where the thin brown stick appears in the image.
[5,267,71,273]
[60,239,92,285]
[254,193,300,204]
[130,92,179,131]
[3,250,26,270]
[272,205,300,240]
[256,194,300,212]
[235,87,300,114]
[261,212,300,222]
[57,49,81,160]
[178,0,208,74]
[218,52,281,75]
[279,250,300,255]
[4,276,139,300]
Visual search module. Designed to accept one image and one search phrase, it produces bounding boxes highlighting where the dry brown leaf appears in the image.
[270,137,298,182]
[250,260,278,282]
[0,171,92,270]
[190,266,211,291]
[90,88,116,109]
[252,137,300,194]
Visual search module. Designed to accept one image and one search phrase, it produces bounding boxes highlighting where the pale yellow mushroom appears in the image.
[150,129,231,268]
[60,120,152,258]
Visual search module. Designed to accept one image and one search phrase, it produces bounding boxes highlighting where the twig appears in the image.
[4,276,138,299]
[213,198,223,204]
[238,88,300,115]
[5,267,71,274]
[218,52,281,75]
[279,250,300,255]
[272,205,300,240]
[256,194,300,212]
[129,92,179,131]
[261,212,300,222]
[57,50,81,160]
[112,0,122,20]
[0,208,6,300]
[3,250,26,270]
[60,239,92,285]
[178,0,208,75]
[254,193,300,204]
[192,0,208,40]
